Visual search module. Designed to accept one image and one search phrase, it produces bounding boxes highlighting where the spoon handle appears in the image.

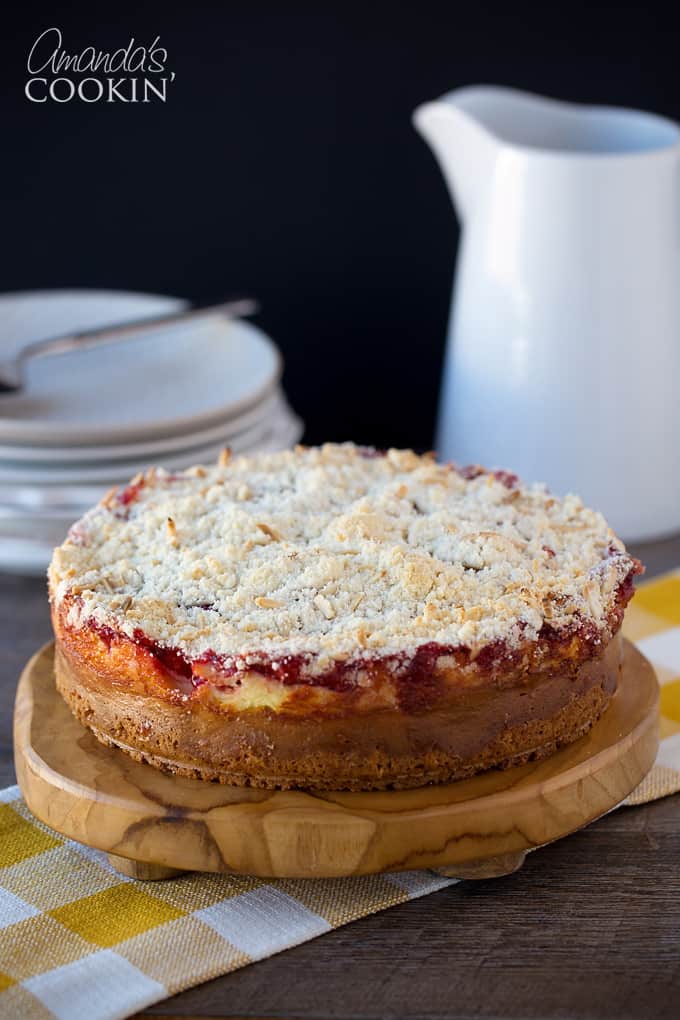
[17,297,259,367]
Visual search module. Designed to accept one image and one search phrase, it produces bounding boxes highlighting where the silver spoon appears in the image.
[0,297,259,394]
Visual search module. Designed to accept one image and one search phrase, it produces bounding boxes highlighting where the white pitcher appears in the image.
[413,86,680,541]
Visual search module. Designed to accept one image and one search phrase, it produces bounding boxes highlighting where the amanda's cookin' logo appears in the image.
[25,27,175,103]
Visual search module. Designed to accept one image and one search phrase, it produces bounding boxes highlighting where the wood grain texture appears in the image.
[14,640,658,879]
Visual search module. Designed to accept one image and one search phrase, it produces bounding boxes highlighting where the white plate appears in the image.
[0,537,55,576]
[0,290,281,445]
[0,415,304,575]
[0,403,302,485]
[0,387,283,464]
[0,410,303,511]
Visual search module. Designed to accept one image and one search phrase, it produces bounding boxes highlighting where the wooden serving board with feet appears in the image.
[14,640,658,881]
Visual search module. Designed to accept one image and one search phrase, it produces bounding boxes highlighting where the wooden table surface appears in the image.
[2,534,680,1020]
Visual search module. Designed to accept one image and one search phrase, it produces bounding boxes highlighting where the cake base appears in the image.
[52,637,619,792]
[50,615,624,792]
[14,640,658,880]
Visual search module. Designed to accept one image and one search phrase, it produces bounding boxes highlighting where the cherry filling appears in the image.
[89,622,117,649]
[89,619,193,683]
[192,650,364,693]
[115,472,182,516]
[133,629,193,681]
[356,446,387,459]
[84,561,641,697]
[617,570,638,603]
[118,482,144,506]
[457,465,485,481]
[492,469,519,489]
[394,642,457,712]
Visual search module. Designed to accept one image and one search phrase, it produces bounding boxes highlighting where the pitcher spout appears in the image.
[413,88,499,220]
[414,86,680,221]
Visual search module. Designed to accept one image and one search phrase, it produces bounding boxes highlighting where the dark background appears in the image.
[2,3,678,449]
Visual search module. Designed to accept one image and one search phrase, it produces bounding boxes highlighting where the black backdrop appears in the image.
[2,4,678,449]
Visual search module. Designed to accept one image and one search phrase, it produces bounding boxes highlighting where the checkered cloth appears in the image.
[2,572,680,1020]
[614,570,680,805]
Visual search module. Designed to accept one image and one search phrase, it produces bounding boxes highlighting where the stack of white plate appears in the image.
[0,290,303,574]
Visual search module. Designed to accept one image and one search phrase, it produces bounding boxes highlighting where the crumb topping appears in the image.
[48,443,637,673]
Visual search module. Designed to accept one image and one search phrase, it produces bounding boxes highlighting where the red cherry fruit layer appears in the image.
[84,559,640,702]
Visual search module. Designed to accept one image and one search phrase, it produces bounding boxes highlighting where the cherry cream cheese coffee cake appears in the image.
[48,444,642,791]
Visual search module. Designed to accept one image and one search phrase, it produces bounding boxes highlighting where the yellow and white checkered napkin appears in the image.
[617,570,680,805]
[2,571,680,1020]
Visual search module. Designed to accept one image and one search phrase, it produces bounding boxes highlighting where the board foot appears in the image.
[107,853,188,880]
[433,850,528,880]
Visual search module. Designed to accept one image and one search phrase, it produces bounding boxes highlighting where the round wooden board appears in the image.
[14,640,658,880]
